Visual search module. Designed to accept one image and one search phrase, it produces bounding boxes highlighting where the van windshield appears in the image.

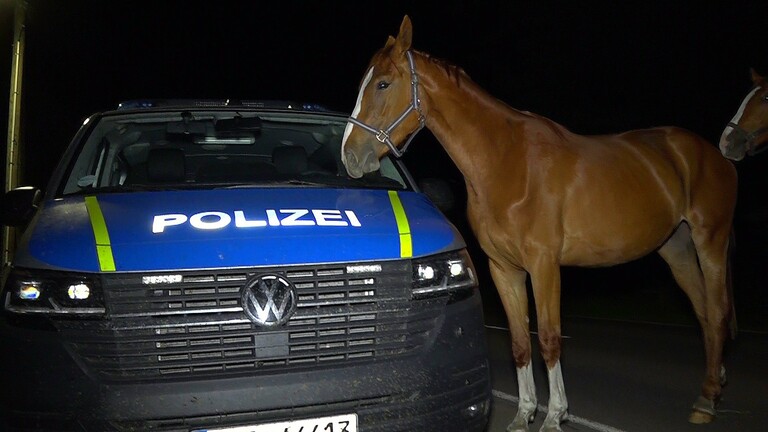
[60,109,409,195]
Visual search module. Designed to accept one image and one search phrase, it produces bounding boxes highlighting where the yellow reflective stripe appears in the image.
[84,196,116,272]
[388,190,412,258]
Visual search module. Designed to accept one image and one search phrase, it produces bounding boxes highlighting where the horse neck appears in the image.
[413,52,530,195]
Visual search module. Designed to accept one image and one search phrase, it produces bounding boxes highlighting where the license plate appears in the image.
[194,413,358,432]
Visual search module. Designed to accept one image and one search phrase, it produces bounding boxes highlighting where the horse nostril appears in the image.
[343,146,379,177]
[362,151,381,172]
[344,150,359,167]
[344,150,365,178]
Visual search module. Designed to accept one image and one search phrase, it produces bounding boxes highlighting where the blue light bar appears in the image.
[116,99,330,112]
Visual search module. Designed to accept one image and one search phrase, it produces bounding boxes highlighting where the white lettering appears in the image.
[152,214,188,233]
[266,209,280,226]
[313,209,346,226]
[346,264,382,274]
[234,210,267,227]
[280,209,315,226]
[345,210,362,227]
[151,209,363,233]
[190,212,231,230]
[142,274,183,285]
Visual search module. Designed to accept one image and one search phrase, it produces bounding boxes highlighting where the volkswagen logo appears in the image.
[241,274,297,327]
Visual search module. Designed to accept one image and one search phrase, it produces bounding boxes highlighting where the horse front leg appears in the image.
[489,260,537,432]
[530,255,568,432]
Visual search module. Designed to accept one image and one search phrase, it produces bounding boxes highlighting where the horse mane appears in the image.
[416,50,472,89]
[414,49,573,141]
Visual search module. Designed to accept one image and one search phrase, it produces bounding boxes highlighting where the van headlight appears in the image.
[412,249,477,298]
[3,268,105,316]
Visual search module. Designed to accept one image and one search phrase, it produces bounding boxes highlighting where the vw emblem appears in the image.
[241,274,297,327]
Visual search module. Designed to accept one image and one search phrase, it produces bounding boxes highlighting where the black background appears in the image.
[1,0,767,328]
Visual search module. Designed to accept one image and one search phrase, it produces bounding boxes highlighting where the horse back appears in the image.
[474,124,736,268]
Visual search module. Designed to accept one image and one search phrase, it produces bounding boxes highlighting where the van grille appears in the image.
[56,261,443,382]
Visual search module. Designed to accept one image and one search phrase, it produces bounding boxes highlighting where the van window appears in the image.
[61,110,408,195]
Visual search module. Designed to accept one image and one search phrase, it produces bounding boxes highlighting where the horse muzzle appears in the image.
[344,143,381,178]
[719,127,747,161]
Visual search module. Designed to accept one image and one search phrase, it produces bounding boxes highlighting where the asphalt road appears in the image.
[483,318,768,432]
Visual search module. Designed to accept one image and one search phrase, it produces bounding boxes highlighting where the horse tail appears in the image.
[727,228,738,340]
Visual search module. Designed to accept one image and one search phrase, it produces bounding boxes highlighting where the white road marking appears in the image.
[492,389,628,432]
[484,324,572,339]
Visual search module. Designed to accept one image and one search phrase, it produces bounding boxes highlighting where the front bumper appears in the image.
[0,290,490,432]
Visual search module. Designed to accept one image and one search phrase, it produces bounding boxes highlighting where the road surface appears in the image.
[484,318,768,432]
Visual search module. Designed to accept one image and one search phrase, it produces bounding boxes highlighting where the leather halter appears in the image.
[726,121,768,156]
[346,50,426,158]
[726,85,768,156]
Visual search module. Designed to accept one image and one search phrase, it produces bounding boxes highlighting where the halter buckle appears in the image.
[376,130,390,143]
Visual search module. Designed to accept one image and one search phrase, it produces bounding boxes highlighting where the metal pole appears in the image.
[3,0,27,267]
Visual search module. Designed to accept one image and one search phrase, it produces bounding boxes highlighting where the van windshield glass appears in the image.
[60,110,409,195]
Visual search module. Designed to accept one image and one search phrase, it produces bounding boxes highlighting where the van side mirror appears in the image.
[418,178,455,213]
[1,187,42,227]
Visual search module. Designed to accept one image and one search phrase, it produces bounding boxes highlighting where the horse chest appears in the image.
[466,197,536,264]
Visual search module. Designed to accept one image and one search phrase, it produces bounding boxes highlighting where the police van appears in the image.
[0,100,491,431]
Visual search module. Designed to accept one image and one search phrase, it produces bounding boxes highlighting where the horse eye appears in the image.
[376,81,390,90]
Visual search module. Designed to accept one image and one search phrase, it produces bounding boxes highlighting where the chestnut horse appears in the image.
[342,16,737,432]
[720,68,768,160]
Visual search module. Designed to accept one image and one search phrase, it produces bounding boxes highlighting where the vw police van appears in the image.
[0,100,491,431]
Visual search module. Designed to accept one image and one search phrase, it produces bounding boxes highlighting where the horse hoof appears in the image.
[506,407,537,432]
[688,410,715,424]
[690,395,716,424]
[538,411,567,432]
[506,414,535,432]
[506,423,530,432]
[506,419,532,432]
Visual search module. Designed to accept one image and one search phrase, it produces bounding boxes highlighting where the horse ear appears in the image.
[384,35,396,49]
[394,15,413,54]
[750,67,764,84]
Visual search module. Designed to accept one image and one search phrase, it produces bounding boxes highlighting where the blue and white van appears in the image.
[0,100,491,432]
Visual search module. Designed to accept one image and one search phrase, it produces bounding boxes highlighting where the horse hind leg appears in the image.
[690,223,732,424]
[489,261,538,432]
[658,223,731,424]
[658,224,708,331]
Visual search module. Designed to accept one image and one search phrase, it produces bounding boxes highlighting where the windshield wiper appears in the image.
[71,184,182,194]
[219,180,328,189]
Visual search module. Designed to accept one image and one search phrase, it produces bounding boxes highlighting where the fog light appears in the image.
[417,264,435,280]
[19,284,41,300]
[67,283,90,300]
[448,261,464,277]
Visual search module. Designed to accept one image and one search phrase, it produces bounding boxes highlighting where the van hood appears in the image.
[19,188,463,272]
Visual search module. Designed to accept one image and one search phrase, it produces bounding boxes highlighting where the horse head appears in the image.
[719,68,768,160]
[341,16,426,178]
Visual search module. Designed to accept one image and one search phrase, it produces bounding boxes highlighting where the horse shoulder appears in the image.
[465,172,566,269]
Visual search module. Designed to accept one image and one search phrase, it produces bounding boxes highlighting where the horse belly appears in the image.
[560,202,677,267]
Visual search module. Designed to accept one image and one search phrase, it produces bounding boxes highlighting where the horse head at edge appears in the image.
[341,16,425,178]
[719,68,768,161]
